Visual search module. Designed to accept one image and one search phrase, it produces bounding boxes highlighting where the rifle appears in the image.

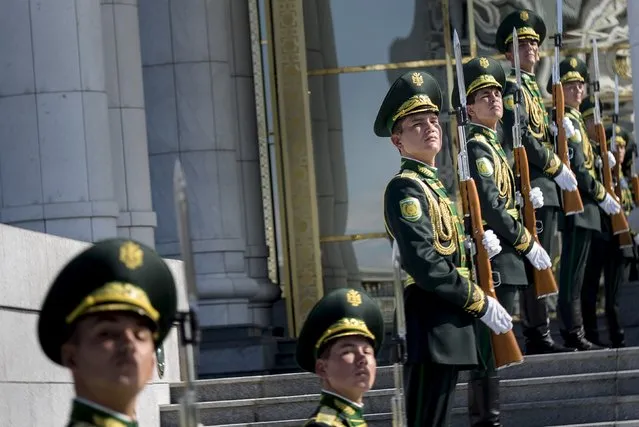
[512,29,558,298]
[591,39,631,237]
[453,30,523,369]
[173,160,201,427]
[390,241,407,427]
[551,0,584,215]
[611,74,634,248]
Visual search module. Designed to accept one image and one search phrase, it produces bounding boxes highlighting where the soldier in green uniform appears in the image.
[496,9,577,355]
[376,70,511,427]
[454,56,550,427]
[295,288,384,427]
[551,57,621,350]
[581,119,633,348]
[37,238,178,426]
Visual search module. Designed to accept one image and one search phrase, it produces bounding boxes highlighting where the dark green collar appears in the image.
[319,391,366,425]
[400,156,438,179]
[468,123,498,141]
[68,398,137,427]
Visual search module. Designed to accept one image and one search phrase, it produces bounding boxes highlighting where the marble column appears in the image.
[304,0,361,292]
[0,0,118,242]
[139,0,278,328]
[101,0,157,248]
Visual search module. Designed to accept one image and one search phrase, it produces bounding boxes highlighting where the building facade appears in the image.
[0,0,635,383]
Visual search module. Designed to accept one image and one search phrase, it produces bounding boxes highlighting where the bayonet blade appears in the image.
[513,29,522,89]
[173,159,198,300]
[614,74,620,116]
[454,30,466,110]
[557,0,563,36]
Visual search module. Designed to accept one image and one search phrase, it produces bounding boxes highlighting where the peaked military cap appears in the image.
[496,9,546,53]
[606,124,633,148]
[38,238,178,365]
[374,70,442,137]
[579,96,601,121]
[451,56,506,110]
[295,288,384,373]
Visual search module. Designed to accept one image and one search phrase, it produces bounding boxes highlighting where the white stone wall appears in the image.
[0,224,186,427]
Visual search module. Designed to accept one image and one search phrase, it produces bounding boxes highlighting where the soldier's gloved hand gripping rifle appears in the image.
[512,29,559,298]
[552,0,584,216]
[390,240,407,427]
[453,30,523,369]
[173,160,202,427]
[591,39,631,239]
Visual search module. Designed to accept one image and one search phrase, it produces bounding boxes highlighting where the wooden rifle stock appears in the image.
[460,178,523,369]
[514,146,559,297]
[632,176,639,205]
[596,123,630,236]
[552,81,584,215]
[612,151,633,248]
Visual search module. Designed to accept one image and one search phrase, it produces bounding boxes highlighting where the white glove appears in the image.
[529,187,544,209]
[549,122,558,137]
[481,230,502,259]
[554,164,578,192]
[525,241,552,270]
[598,193,621,215]
[480,295,513,335]
[634,233,639,247]
[608,151,617,168]
[562,117,578,140]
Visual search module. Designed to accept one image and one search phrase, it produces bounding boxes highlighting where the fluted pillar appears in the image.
[139,0,278,328]
[0,0,118,242]
[101,0,157,248]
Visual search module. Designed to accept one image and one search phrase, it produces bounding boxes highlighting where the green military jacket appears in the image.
[564,106,605,232]
[303,391,367,427]
[383,157,485,367]
[466,123,532,286]
[66,398,137,427]
[502,70,563,208]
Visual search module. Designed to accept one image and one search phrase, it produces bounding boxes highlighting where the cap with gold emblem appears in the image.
[546,56,589,94]
[451,56,506,109]
[374,70,443,137]
[295,288,385,373]
[606,124,632,148]
[38,238,178,365]
[579,96,601,121]
[496,9,546,53]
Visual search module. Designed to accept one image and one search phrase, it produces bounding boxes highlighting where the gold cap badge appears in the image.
[119,241,144,270]
[411,72,424,87]
[479,57,489,69]
[569,58,578,68]
[520,10,529,21]
[346,289,362,307]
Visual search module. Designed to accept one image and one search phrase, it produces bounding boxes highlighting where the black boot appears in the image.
[584,330,610,348]
[525,331,576,355]
[468,376,501,427]
[561,329,603,351]
[610,331,626,348]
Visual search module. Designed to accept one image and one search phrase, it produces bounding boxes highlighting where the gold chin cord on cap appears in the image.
[314,318,376,351]
[65,281,160,325]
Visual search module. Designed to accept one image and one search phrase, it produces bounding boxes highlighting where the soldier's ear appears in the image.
[61,343,77,369]
[390,134,401,150]
[315,358,328,379]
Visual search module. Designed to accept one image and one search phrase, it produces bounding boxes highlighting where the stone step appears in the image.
[171,395,639,427]
[171,347,638,403]
[160,370,639,426]
[553,421,639,427]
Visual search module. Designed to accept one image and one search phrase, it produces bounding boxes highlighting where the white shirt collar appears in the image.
[321,389,364,409]
[74,397,133,422]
